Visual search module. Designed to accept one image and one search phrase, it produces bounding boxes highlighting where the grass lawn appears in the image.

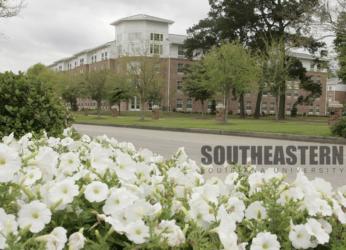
[73,111,333,137]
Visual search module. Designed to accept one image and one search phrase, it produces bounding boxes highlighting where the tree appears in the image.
[185,0,325,120]
[0,0,23,19]
[0,71,72,138]
[334,11,346,82]
[204,42,260,123]
[183,61,214,116]
[83,70,112,117]
[126,55,164,121]
[108,74,134,115]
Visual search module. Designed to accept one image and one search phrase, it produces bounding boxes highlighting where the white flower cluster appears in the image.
[0,128,346,249]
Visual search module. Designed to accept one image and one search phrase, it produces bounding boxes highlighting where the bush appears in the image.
[331,118,346,138]
[1,129,346,249]
[0,72,72,138]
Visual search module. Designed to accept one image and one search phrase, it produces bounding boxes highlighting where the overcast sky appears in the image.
[0,0,210,72]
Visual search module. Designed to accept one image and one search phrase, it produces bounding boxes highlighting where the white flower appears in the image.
[68,231,86,250]
[217,206,238,250]
[305,218,330,245]
[84,181,109,203]
[303,196,332,216]
[0,143,21,183]
[312,178,333,198]
[333,200,346,224]
[50,227,67,250]
[59,152,80,176]
[22,167,42,186]
[289,224,312,249]
[18,200,52,233]
[29,146,59,181]
[37,227,67,250]
[48,179,79,208]
[155,220,185,247]
[125,220,150,244]
[250,232,280,250]
[245,201,267,220]
[188,195,215,228]
[225,197,245,223]
[277,187,304,205]
[0,208,18,249]
[103,188,138,216]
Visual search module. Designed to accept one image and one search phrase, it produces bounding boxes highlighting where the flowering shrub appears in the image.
[1,128,346,250]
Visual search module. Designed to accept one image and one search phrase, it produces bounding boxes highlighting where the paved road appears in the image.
[74,124,346,187]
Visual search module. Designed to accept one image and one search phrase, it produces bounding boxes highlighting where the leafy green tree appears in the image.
[83,70,112,117]
[185,0,325,120]
[183,61,214,116]
[126,55,164,121]
[204,42,260,122]
[335,11,346,82]
[0,71,72,138]
[108,74,134,115]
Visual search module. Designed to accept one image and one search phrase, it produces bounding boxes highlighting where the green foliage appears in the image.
[108,74,134,113]
[204,42,260,122]
[335,12,346,83]
[0,71,72,138]
[183,61,214,115]
[331,117,346,138]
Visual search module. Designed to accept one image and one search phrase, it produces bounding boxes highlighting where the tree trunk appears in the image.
[97,100,102,117]
[275,96,279,121]
[278,89,286,120]
[140,97,145,121]
[118,103,121,116]
[201,100,205,117]
[239,92,245,119]
[254,90,263,119]
[224,91,229,123]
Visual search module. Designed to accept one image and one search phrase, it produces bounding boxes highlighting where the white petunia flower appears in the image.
[59,152,80,176]
[84,181,109,203]
[125,220,150,244]
[37,227,67,250]
[68,231,86,250]
[48,179,79,208]
[0,208,18,249]
[22,167,42,186]
[305,218,330,245]
[277,187,304,205]
[18,200,52,233]
[217,206,238,250]
[250,232,280,250]
[225,197,245,223]
[245,201,267,220]
[103,188,138,216]
[155,220,185,247]
[0,143,21,183]
[289,224,312,249]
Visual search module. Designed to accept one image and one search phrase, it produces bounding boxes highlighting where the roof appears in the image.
[50,41,114,65]
[111,14,174,26]
[168,34,186,44]
[288,49,329,62]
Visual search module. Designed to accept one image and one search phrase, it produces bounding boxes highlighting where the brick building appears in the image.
[49,14,333,116]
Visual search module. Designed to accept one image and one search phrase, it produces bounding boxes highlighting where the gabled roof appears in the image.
[111,14,174,26]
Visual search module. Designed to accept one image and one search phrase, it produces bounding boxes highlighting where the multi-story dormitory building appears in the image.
[49,14,333,116]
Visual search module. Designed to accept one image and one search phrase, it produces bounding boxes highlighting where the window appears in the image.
[105,52,108,60]
[150,33,163,41]
[150,44,163,55]
[176,99,183,109]
[80,58,84,65]
[101,53,104,61]
[177,81,183,90]
[178,45,184,56]
[310,62,315,71]
[186,99,193,109]
[177,63,184,73]
[75,61,78,67]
